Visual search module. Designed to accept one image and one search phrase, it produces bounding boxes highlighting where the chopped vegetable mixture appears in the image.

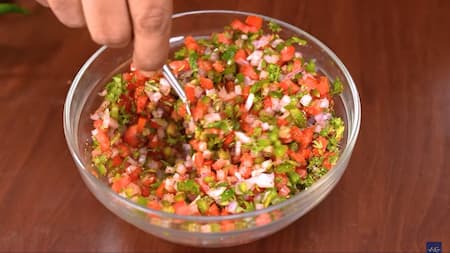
[89,16,345,216]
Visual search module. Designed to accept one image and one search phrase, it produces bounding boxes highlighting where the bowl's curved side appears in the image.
[63,10,361,247]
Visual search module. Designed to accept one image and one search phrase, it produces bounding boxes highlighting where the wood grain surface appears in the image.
[0,0,448,252]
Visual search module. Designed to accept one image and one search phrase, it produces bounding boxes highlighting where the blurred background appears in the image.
[0,0,448,252]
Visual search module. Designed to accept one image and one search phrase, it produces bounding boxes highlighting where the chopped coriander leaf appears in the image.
[205,119,233,132]
[220,188,235,203]
[286,36,307,46]
[174,47,187,60]
[275,161,296,173]
[105,75,125,103]
[251,138,271,152]
[93,154,108,175]
[268,63,281,82]
[236,73,245,83]
[177,179,200,195]
[305,59,316,73]
[221,45,237,63]
[188,50,199,72]
[269,90,283,98]
[268,20,282,32]
[331,77,344,95]
[289,108,307,128]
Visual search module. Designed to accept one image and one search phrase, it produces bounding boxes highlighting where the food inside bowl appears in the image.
[89,15,345,217]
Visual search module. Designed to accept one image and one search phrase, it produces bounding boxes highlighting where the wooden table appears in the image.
[1,0,448,252]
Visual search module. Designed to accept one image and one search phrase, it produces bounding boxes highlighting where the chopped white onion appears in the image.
[300,94,312,106]
[252,34,272,49]
[235,141,242,156]
[261,122,271,131]
[207,187,226,201]
[263,54,280,64]
[198,141,207,152]
[165,166,175,174]
[245,173,274,188]
[245,93,255,111]
[102,108,110,129]
[204,113,222,124]
[255,203,265,210]
[235,131,251,144]
[261,160,273,170]
[126,165,137,174]
[319,98,329,108]
[227,201,239,213]
[234,85,242,95]
[98,89,107,96]
[138,148,147,165]
[280,95,291,108]
[271,38,284,48]
[259,70,268,79]
[246,50,263,66]
[147,91,162,103]
[159,78,171,96]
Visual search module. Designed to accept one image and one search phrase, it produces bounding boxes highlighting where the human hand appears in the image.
[37,0,173,71]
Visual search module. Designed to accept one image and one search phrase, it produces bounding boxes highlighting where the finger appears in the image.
[81,0,132,47]
[128,0,173,71]
[47,0,85,28]
[36,0,49,7]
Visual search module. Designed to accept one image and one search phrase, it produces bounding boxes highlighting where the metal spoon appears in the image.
[161,64,192,116]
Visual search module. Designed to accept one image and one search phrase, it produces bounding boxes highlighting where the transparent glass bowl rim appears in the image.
[63,9,361,222]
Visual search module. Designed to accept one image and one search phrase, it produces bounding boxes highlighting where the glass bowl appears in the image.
[63,10,361,247]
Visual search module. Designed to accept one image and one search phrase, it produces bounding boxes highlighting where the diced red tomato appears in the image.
[301,76,319,90]
[173,201,192,215]
[279,79,300,95]
[255,213,272,226]
[207,203,220,216]
[129,167,142,182]
[263,96,272,109]
[199,77,214,89]
[169,60,190,74]
[112,175,131,193]
[194,152,204,168]
[95,130,110,152]
[223,132,235,148]
[316,76,330,96]
[231,19,249,33]
[291,127,314,149]
[117,143,130,158]
[221,220,235,231]
[293,59,302,72]
[111,155,123,167]
[212,61,225,73]
[234,49,247,64]
[198,59,212,72]
[245,15,263,30]
[240,64,259,80]
[155,181,165,198]
[136,117,147,132]
[184,35,199,51]
[217,32,231,45]
[147,200,161,211]
[288,149,306,164]
[277,118,289,126]
[124,124,140,147]
[280,45,295,62]
[304,100,322,116]
[212,159,227,171]
[184,84,196,103]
